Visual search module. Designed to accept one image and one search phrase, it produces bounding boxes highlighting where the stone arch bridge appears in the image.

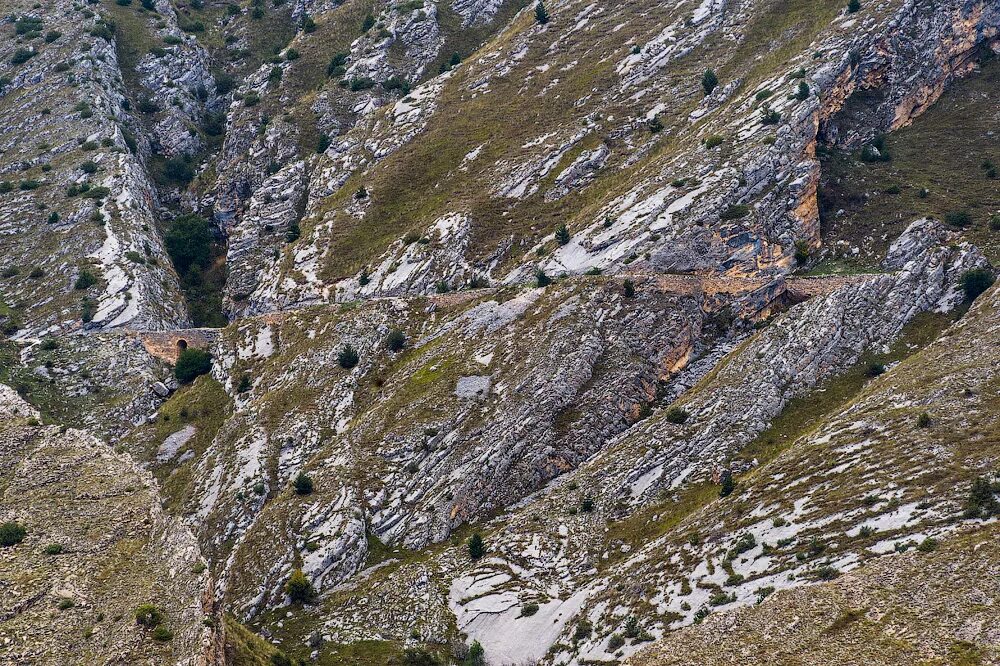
[137,328,221,364]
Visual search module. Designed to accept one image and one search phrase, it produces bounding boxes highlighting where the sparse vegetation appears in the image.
[0,522,27,547]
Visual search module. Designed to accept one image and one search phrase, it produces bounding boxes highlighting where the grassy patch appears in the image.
[126,375,232,511]
[225,614,288,665]
[819,54,1000,262]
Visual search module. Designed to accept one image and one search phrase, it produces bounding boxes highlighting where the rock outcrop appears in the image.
[0,385,223,665]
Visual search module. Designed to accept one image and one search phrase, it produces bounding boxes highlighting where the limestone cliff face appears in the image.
[0,0,190,334]
[219,0,1000,313]
[2,0,1000,662]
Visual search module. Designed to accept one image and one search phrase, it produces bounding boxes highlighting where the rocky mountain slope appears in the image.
[1,0,999,663]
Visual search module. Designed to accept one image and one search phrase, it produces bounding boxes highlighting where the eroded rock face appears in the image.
[222,0,1000,312]
[3,0,1000,660]
[0,0,189,334]
[0,386,223,665]
[627,523,1000,666]
[166,278,759,616]
[302,221,989,662]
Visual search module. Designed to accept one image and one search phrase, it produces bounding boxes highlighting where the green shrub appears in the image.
[348,77,375,91]
[727,532,756,560]
[580,497,595,512]
[701,69,718,95]
[165,214,213,273]
[916,412,931,428]
[81,298,96,323]
[135,604,164,628]
[386,329,406,352]
[520,602,539,617]
[137,97,160,113]
[847,0,860,12]
[811,565,840,580]
[916,538,938,553]
[703,134,724,148]
[760,105,780,125]
[0,522,27,547]
[80,186,110,199]
[864,361,885,378]
[468,532,485,559]
[945,210,972,228]
[74,269,98,290]
[293,472,313,495]
[535,269,551,287]
[719,470,735,497]
[338,344,359,369]
[327,52,349,76]
[44,543,63,555]
[794,81,810,101]
[623,279,635,298]
[151,626,174,641]
[963,476,999,519]
[175,348,212,383]
[860,135,891,162]
[793,239,812,264]
[665,407,689,424]
[709,591,736,606]
[163,156,194,185]
[11,48,35,65]
[720,204,750,220]
[555,223,570,245]
[285,568,315,602]
[960,269,994,302]
[535,1,549,24]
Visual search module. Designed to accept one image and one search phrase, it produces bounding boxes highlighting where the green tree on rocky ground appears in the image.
[286,568,315,603]
[175,348,212,384]
[535,1,549,24]
[468,532,485,559]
